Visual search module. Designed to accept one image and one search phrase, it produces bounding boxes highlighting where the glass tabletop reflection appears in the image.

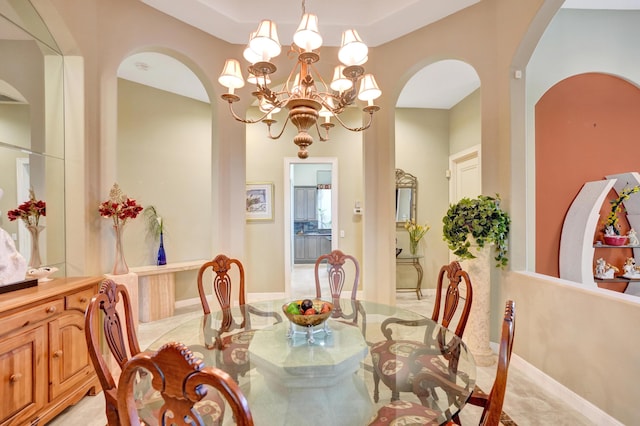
[145,298,476,425]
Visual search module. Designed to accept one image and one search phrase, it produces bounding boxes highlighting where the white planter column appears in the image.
[463,244,496,367]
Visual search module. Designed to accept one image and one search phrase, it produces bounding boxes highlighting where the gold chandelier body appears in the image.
[218,5,382,159]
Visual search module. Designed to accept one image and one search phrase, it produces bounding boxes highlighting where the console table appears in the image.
[129,260,206,322]
[396,254,424,299]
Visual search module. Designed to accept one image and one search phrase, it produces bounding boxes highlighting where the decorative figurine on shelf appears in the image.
[622,257,640,279]
[628,229,639,246]
[595,257,619,279]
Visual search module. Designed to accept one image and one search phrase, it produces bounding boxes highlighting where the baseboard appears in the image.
[509,353,623,425]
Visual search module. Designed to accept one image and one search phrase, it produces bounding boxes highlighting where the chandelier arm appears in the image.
[329,109,375,132]
[225,101,279,124]
[265,115,292,140]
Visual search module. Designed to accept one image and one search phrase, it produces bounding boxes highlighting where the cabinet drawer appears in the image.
[3,299,64,335]
[65,287,94,312]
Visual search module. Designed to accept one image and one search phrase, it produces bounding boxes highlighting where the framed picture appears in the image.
[246,182,274,222]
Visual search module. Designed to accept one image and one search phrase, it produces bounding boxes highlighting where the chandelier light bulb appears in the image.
[338,29,368,66]
[293,13,323,52]
[247,72,271,85]
[319,97,335,122]
[330,65,353,92]
[243,32,262,64]
[218,59,245,93]
[357,74,381,102]
[250,20,281,60]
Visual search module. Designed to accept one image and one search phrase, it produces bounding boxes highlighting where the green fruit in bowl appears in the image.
[286,302,301,315]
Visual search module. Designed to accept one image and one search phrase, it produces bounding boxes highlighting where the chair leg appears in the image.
[105,402,119,426]
[391,390,400,402]
[373,368,380,402]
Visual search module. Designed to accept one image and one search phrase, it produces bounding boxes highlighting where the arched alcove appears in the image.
[115,50,213,302]
[536,73,640,278]
[394,59,480,288]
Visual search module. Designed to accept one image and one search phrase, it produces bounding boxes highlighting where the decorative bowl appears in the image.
[604,235,628,246]
[26,266,59,282]
[282,299,334,327]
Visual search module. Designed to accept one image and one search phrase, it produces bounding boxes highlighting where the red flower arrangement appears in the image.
[7,189,46,227]
[99,183,143,227]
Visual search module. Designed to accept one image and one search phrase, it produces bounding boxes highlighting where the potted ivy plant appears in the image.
[442,194,510,268]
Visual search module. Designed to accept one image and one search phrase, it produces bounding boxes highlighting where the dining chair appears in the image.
[369,300,516,426]
[371,260,473,403]
[314,249,366,334]
[117,341,254,426]
[196,254,282,381]
[84,278,141,426]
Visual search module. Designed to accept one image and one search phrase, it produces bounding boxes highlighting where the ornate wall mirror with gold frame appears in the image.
[395,168,417,227]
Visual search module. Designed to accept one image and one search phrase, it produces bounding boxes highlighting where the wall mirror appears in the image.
[395,168,417,227]
[0,1,65,272]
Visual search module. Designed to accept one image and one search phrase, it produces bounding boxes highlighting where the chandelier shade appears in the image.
[218,1,382,159]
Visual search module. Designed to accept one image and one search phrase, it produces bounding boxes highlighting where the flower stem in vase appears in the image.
[157,231,167,266]
[410,239,418,255]
[26,225,44,268]
[112,224,129,275]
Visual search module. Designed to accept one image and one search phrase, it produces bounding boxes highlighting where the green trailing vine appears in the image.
[442,194,510,268]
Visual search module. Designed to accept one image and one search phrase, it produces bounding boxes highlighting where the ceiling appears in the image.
[118,0,640,109]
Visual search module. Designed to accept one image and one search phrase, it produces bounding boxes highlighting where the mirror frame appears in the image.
[395,168,417,227]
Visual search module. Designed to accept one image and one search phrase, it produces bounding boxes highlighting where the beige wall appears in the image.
[449,89,481,155]
[117,79,212,301]
[42,0,640,421]
[395,108,450,288]
[245,107,363,293]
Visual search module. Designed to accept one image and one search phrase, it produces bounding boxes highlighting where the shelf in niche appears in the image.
[595,277,640,282]
[593,244,640,248]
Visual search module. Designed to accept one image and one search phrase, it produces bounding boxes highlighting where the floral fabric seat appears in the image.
[367,400,441,425]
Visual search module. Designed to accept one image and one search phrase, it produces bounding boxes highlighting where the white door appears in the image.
[449,145,481,203]
[449,145,481,262]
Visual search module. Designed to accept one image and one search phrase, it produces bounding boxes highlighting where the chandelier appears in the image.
[217,1,382,159]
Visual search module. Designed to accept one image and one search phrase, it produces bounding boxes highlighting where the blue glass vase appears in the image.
[157,232,167,265]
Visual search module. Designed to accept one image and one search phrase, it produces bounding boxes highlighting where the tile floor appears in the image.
[50,266,598,426]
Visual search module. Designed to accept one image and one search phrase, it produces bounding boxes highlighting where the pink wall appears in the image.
[536,73,640,278]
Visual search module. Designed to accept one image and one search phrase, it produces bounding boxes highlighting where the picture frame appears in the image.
[246,182,274,222]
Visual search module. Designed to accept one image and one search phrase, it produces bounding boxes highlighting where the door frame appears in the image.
[283,157,338,297]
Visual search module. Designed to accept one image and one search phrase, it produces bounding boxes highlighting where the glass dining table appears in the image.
[145,298,476,426]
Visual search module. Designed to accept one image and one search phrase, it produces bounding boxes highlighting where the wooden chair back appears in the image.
[314,249,360,300]
[117,341,254,426]
[431,261,473,338]
[480,300,516,426]
[84,278,141,426]
[197,253,246,315]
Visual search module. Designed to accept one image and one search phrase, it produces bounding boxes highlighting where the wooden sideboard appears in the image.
[0,276,101,426]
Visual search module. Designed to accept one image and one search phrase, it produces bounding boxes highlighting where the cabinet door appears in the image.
[0,327,47,424]
[305,236,320,261]
[320,236,332,256]
[294,236,306,261]
[304,187,317,221]
[294,187,308,221]
[48,311,93,401]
